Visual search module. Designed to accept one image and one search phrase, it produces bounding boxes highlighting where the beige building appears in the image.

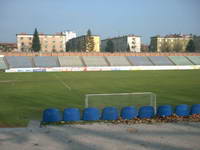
[150,34,192,52]
[101,35,141,52]
[0,43,17,52]
[17,33,66,52]
[66,35,100,52]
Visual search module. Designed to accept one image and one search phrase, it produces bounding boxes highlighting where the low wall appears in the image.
[5,65,200,73]
[1,52,200,56]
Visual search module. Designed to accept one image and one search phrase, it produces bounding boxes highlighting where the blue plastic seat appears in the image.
[191,104,200,115]
[175,104,190,117]
[138,106,154,119]
[83,108,100,121]
[121,106,138,120]
[102,107,119,120]
[63,108,80,122]
[157,105,173,117]
[43,108,62,123]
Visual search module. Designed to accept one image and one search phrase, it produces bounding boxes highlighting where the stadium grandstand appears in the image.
[0,52,200,72]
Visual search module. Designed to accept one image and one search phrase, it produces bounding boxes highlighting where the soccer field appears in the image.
[0,70,200,127]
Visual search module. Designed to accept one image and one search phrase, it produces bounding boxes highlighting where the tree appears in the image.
[87,29,92,36]
[105,40,114,53]
[86,29,94,52]
[193,35,200,52]
[32,28,41,52]
[65,42,71,52]
[126,45,130,52]
[186,39,196,52]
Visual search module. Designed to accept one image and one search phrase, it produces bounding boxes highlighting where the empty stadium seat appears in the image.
[127,56,154,66]
[42,108,62,123]
[34,56,59,67]
[106,56,131,66]
[121,106,138,120]
[0,57,7,69]
[168,56,193,65]
[148,56,174,66]
[5,56,33,68]
[58,56,84,67]
[82,56,108,66]
[83,108,100,121]
[186,56,200,65]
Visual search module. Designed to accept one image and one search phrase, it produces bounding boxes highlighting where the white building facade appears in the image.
[101,35,141,52]
[62,31,77,42]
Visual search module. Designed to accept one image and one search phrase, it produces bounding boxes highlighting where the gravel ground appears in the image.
[0,122,200,150]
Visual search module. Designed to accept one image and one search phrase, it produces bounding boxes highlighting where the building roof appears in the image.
[16,32,65,36]
[102,34,141,41]
[152,34,192,38]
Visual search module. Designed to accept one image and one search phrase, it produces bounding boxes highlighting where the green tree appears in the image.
[32,28,41,52]
[186,39,196,52]
[86,29,94,52]
[193,35,200,52]
[87,29,92,36]
[105,40,114,53]
[126,45,130,52]
[65,42,71,52]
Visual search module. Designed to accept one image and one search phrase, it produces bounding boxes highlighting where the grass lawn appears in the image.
[0,70,200,127]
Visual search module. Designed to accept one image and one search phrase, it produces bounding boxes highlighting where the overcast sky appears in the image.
[0,0,200,44]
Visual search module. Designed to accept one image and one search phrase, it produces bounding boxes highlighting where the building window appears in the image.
[53,45,55,48]
[53,41,55,43]
[60,45,62,48]
[20,37,23,40]
[21,42,24,46]
[29,37,32,40]
[45,45,48,48]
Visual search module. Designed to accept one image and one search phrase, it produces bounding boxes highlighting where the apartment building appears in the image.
[0,43,17,52]
[101,35,141,52]
[66,35,100,52]
[150,34,192,52]
[16,31,76,52]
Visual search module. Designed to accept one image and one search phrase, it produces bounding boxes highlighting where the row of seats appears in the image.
[42,104,200,123]
[1,56,200,69]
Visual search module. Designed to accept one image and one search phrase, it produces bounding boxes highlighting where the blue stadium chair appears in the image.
[138,106,154,119]
[43,108,62,123]
[63,108,80,122]
[83,108,100,121]
[121,106,138,120]
[191,104,200,115]
[102,107,119,120]
[175,104,190,117]
[157,105,173,117]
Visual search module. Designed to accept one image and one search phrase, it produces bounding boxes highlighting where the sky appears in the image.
[0,0,200,44]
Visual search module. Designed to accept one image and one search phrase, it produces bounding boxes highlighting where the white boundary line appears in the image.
[53,74,71,91]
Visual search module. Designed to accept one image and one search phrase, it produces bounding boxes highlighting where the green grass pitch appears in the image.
[0,70,200,127]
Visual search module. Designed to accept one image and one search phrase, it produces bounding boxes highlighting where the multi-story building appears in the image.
[0,43,17,52]
[66,35,100,52]
[16,31,76,52]
[150,34,192,52]
[62,31,77,43]
[101,35,141,52]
